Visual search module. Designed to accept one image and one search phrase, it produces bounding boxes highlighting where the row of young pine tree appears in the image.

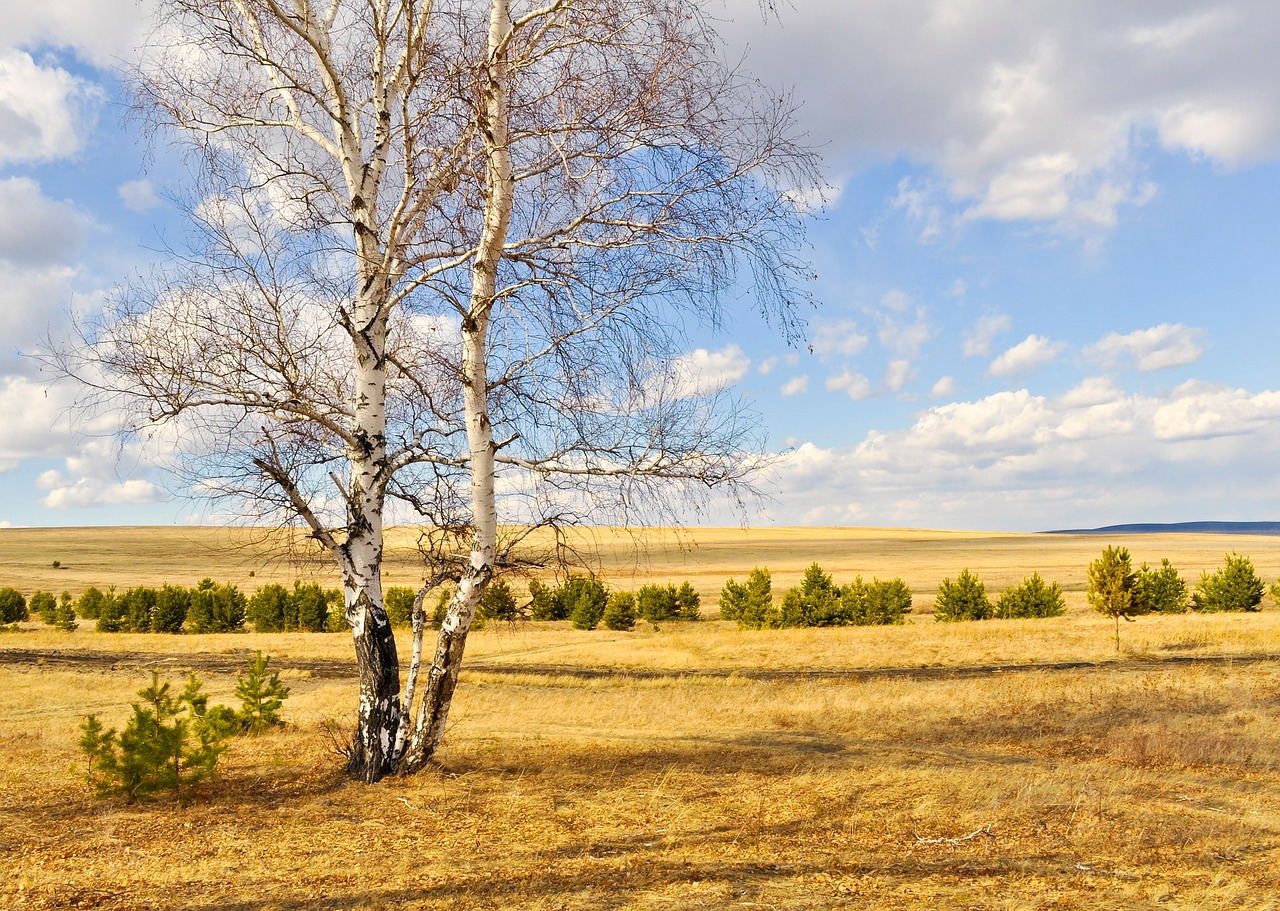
[1,547,1271,634]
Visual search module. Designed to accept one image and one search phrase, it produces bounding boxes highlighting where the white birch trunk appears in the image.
[400,0,513,774]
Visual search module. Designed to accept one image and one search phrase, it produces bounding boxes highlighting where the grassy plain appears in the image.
[3,525,1280,910]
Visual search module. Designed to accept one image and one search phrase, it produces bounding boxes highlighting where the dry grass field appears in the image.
[3,526,1280,910]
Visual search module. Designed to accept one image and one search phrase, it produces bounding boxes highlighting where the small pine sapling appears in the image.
[236,651,290,734]
[995,573,1066,619]
[933,569,993,622]
[1192,552,1264,613]
[602,591,637,631]
[1088,545,1139,652]
[54,591,77,631]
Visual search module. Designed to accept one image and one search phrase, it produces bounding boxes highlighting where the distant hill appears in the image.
[1047,521,1280,536]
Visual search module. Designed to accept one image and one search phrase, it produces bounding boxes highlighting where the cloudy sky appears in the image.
[3,1,1280,532]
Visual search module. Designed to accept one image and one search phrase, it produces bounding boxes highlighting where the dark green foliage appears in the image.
[934,569,993,622]
[247,583,291,632]
[480,580,520,622]
[384,586,415,627]
[152,584,190,633]
[95,587,126,633]
[1135,559,1188,614]
[635,581,701,622]
[565,576,609,630]
[602,591,636,631]
[119,586,160,633]
[54,591,77,632]
[186,579,247,633]
[30,591,56,625]
[529,579,565,620]
[843,577,912,625]
[1193,552,1264,613]
[995,573,1066,619]
[779,563,843,627]
[0,587,28,623]
[76,586,108,620]
[291,581,331,632]
[79,671,227,803]
[720,567,776,628]
[235,651,290,734]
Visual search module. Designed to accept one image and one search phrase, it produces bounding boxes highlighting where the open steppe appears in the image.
[3,526,1280,910]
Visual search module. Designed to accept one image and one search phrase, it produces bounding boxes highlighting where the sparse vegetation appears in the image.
[1088,546,1141,651]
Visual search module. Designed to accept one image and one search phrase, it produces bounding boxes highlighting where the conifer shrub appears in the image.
[634,581,700,622]
[779,563,844,627]
[1134,559,1188,614]
[384,586,416,627]
[529,579,567,620]
[602,591,637,631]
[54,591,77,631]
[186,579,247,633]
[479,579,520,622]
[95,587,126,633]
[1088,545,1141,652]
[247,583,291,632]
[1193,552,1264,612]
[933,569,993,622]
[76,586,109,620]
[564,576,609,630]
[119,586,160,633]
[30,591,57,625]
[845,577,912,625]
[719,567,775,628]
[152,584,190,633]
[235,651,290,734]
[995,573,1066,619]
[0,587,27,624]
[291,581,332,631]
[79,672,228,803]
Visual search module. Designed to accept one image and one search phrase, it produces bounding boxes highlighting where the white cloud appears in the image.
[720,1,1280,234]
[962,312,1012,357]
[811,319,869,358]
[759,379,1280,530]
[0,50,102,164]
[671,344,751,397]
[884,359,915,392]
[37,471,167,509]
[0,377,78,469]
[780,375,808,397]
[0,177,88,264]
[988,334,1065,377]
[826,369,872,400]
[118,179,164,213]
[0,3,153,68]
[1085,323,1205,372]
[931,375,956,398]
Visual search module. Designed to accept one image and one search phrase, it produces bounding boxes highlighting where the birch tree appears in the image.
[64,0,818,781]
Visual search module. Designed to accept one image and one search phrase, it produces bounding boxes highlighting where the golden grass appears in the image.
[4,526,1280,909]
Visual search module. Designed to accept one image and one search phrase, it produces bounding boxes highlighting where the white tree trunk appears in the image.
[401,0,513,773]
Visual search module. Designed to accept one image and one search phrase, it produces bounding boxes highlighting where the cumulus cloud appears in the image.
[759,378,1280,530]
[962,312,1013,357]
[0,177,88,264]
[811,319,869,358]
[118,179,164,213]
[931,375,956,398]
[988,334,1065,377]
[670,344,751,397]
[720,1,1280,233]
[1085,323,1205,372]
[0,3,153,68]
[826,369,872,400]
[37,470,167,509]
[780,375,808,397]
[884,359,915,392]
[0,50,102,164]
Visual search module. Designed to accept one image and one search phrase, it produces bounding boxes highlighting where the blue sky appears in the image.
[3,1,1280,531]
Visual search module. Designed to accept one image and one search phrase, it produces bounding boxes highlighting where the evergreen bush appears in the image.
[290,581,331,631]
[1088,545,1141,651]
[933,569,993,622]
[152,584,190,633]
[779,564,844,626]
[479,579,520,622]
[0,587,28,624]
[54,591,77,631]
[75,586,109,620]
[30,591,57,625]
[602,591,636,631]
[384,586,416,627]
[247,583,290,632]
[845,577,912,625]
[119,586,160,633]
[1193,552,1264,613]
[529,579,566,620]
[719,567,775,628]
[995,573,1066,619]
[186,579,247,633]
[235,651,290,734]
[95,587,126,633]
[1134,559,1188,614]
[79,672,228,803]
